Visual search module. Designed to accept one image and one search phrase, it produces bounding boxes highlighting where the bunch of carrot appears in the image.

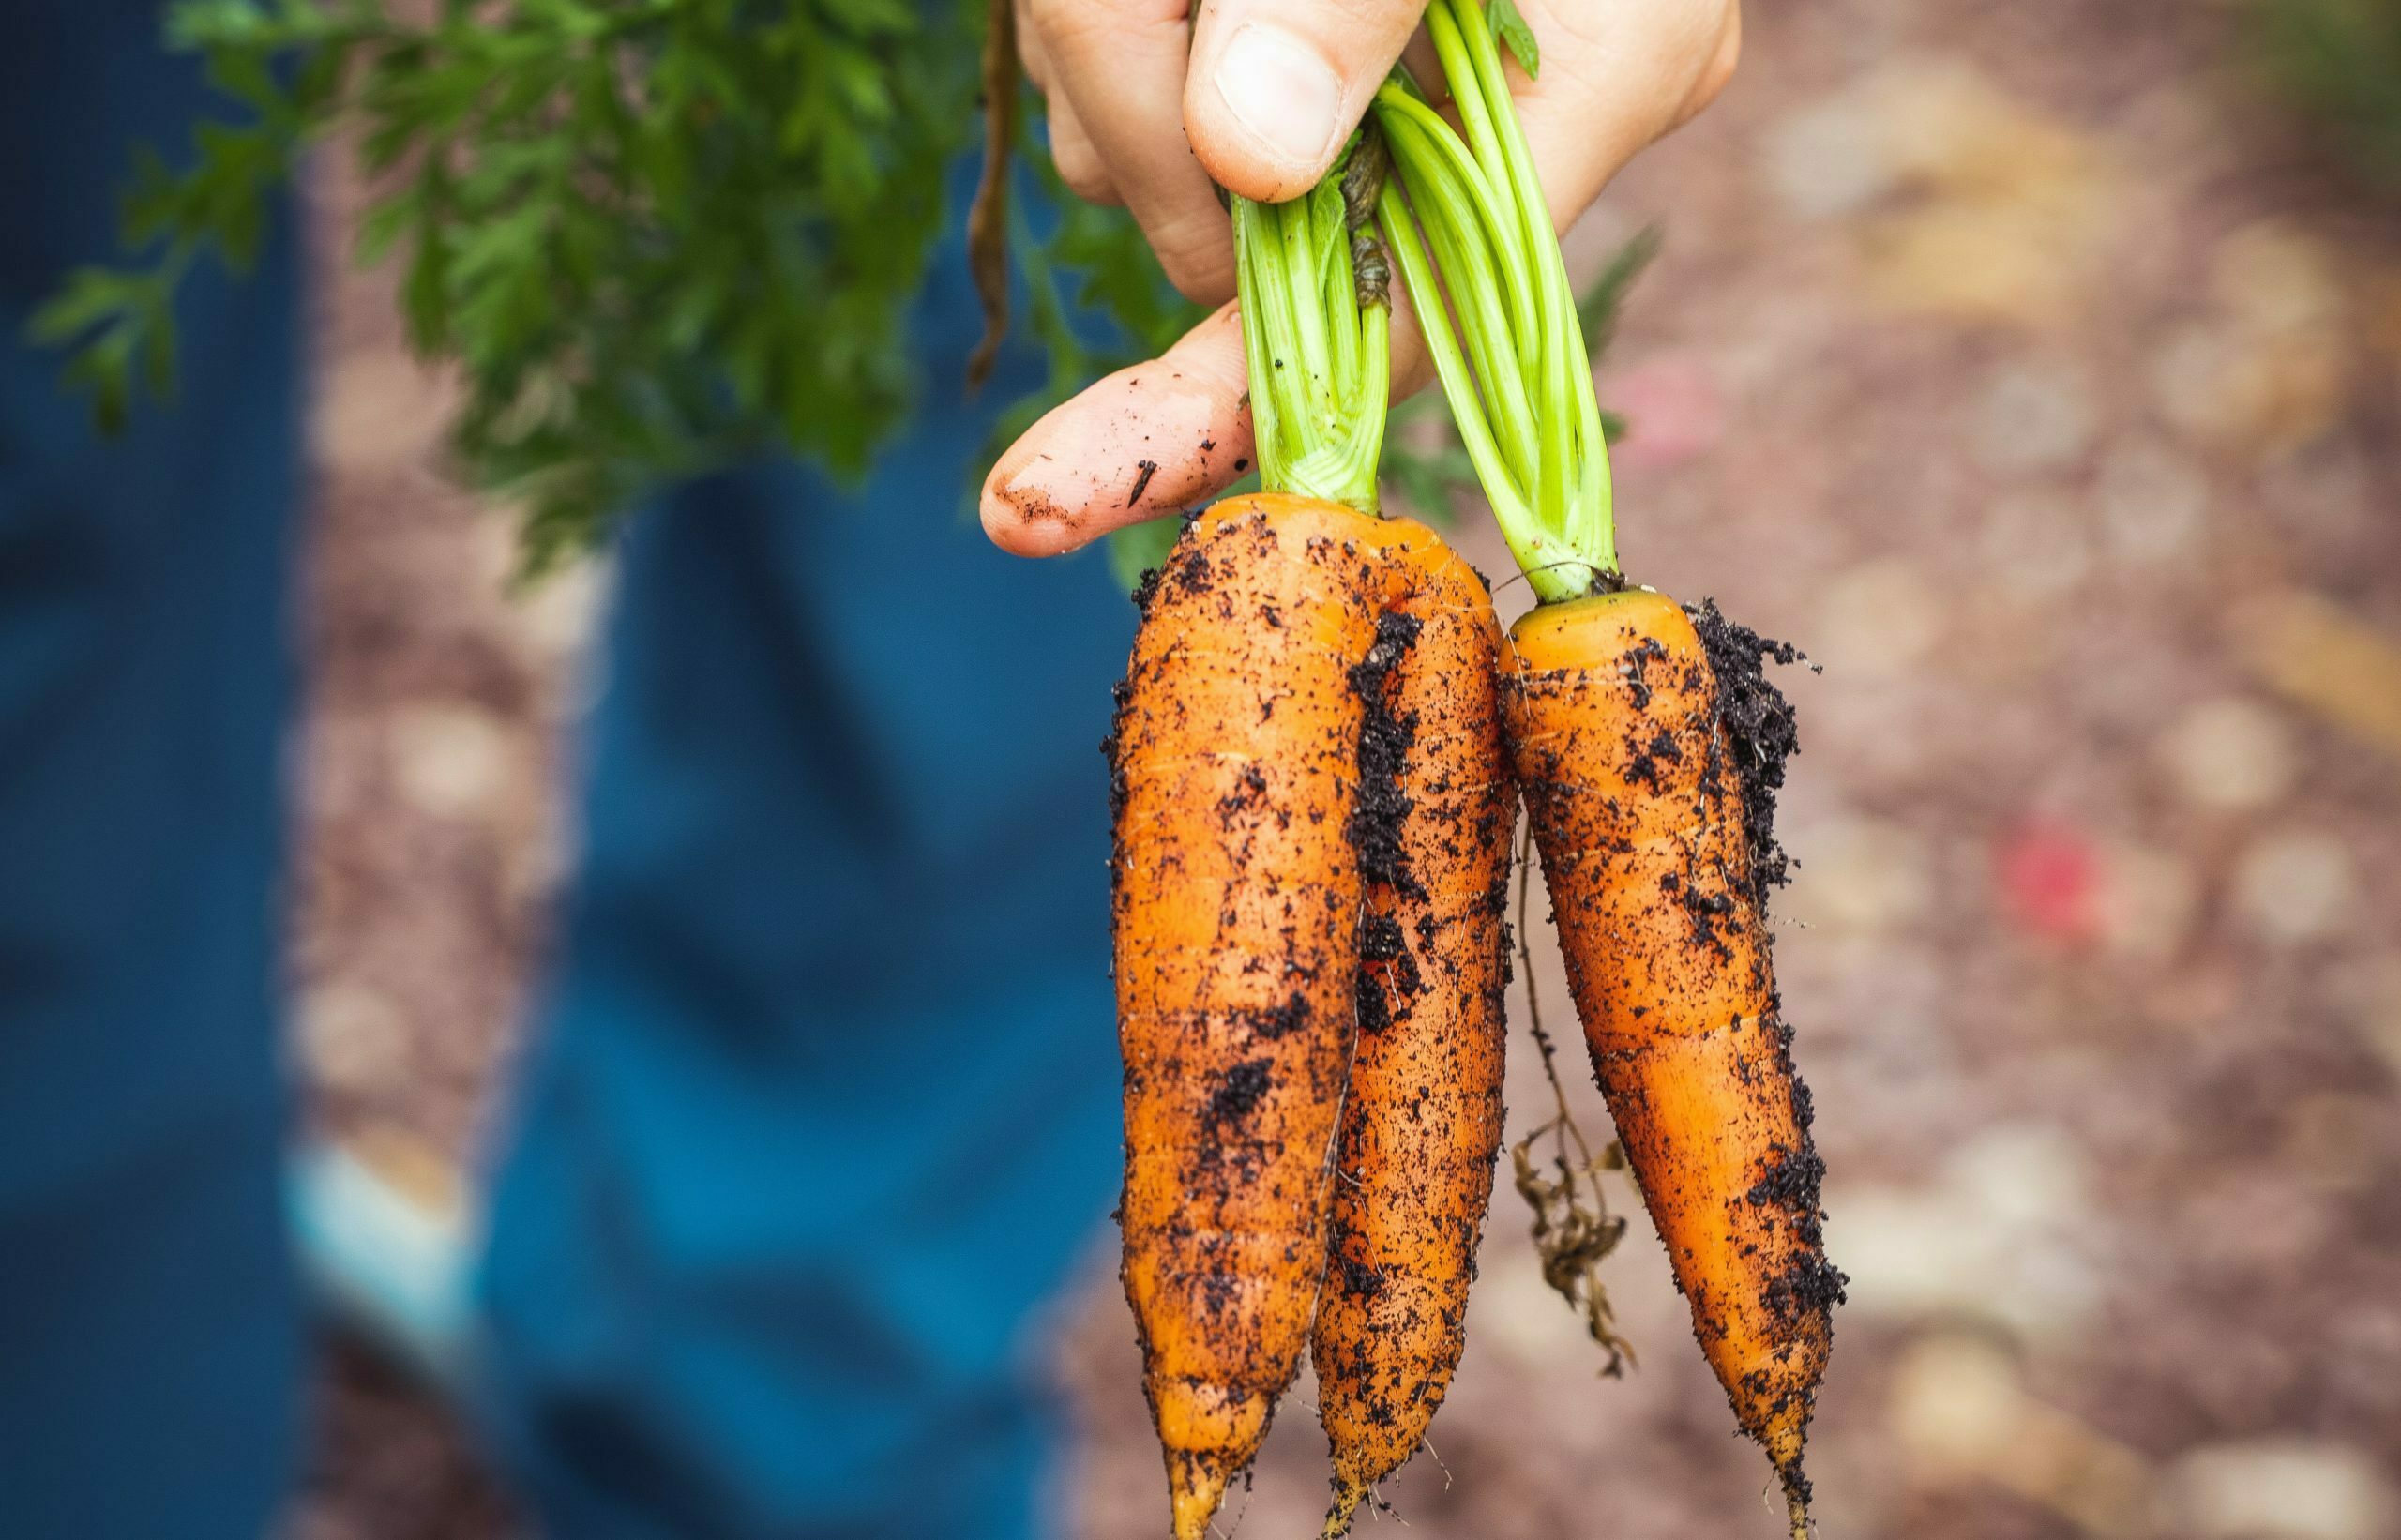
[1093,3,1841,1535]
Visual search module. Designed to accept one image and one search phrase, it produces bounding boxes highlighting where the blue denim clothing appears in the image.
[1,7,1130,1535]
[1,4,307,1535]
[472,245,1132,1540]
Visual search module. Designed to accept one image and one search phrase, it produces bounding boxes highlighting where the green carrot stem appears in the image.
[1233,136,1388,514]
[1374,0,1617,595]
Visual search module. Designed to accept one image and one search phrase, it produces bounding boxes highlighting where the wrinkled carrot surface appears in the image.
[1311,538,1512,1535]
[1504,590,1837,1524]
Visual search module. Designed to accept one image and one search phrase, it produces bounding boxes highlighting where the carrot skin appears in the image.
[1311,541,1514,1534]
[1503,590,1838,1499]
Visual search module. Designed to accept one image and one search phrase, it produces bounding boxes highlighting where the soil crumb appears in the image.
[1686,599,1806,907]
[1346,611,1425,898]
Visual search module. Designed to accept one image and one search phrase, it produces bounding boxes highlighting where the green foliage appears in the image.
[32,0,1654,592]
[1232,139,1392,512]
[26,266,183,435]
[1488,0,1540,79]
[31,0,1185,576]
[2251,0,2401,194]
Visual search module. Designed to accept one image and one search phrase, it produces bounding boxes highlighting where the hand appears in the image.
[981,0,1741,557]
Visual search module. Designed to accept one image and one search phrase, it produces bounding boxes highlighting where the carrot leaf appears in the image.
[1374,0,1619,600]
[1488,0,1541,79]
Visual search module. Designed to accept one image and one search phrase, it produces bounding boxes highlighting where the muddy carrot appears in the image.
[1506,589,1837,1530]
[1376,6,1842,1533]
[1115,497,1506,1540]
[1310,535,1514,1536]
[1110,135,1514,1539]
[1112,493,1385,1540]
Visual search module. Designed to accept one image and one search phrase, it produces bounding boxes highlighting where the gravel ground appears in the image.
[284,3,2401,1537]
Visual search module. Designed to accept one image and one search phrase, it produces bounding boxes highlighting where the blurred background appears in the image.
[279,0,2400,1536]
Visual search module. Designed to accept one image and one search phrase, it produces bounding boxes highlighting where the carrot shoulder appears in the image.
[1505,590,1840,1528]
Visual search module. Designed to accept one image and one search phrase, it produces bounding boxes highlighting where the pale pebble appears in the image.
[1889,1333,2027,1472]
[1786,814,1933,934]
[2169,1438,2398,1540]
[1815,558,1944,677]
[2231,830,2356,945]
[387,701,519,823]
[2156,696,2297,811]
[1764,92,1898,219]
[1981,487,2094,599]
[311,352,450,475]
[2096,842,2201,961]
[1973,361,2096,475]
[295,982,410,1095]
[2096,439,2212,564]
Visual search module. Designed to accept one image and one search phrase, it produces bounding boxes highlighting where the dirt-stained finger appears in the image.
[979,276,1434,559]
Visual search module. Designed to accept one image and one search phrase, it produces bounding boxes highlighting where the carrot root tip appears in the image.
[1169,1461,1232,1540]
[1781,1466,1814,1540]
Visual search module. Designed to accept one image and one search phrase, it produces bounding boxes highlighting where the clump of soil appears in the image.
[1689,596,1848,1484]
[1346,611,1425,897]
[1686,599,1806,906]
[1348,611,1426,1038]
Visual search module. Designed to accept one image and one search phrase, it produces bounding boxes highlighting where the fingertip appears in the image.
[980,432,1089,558]
[977,307,1255,559]
[1184,21,1346,204]
[1183,1,1425,204]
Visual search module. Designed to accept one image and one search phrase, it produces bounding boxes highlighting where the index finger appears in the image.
[980,305,1252,557]
[980,281,1437,558]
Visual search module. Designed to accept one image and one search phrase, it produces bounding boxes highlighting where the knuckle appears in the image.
[1045,104,1122,203]
[1155,223,1237,305]
[1034,0,1162,64]
[1058,156,1121,205]
[1133,186,1240,302]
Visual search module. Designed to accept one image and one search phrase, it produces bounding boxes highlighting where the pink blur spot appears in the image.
[1608,355,1726,472]
[1998,820,2103,945]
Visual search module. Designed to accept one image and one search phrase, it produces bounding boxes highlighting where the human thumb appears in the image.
[1183,0,1427,204]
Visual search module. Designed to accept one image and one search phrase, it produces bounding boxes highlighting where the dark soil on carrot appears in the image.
[1687,598,1807,906]
[1349,611,1425,892]
[1690,596,1848,1372]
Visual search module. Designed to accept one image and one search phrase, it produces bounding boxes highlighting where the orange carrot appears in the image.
[1309,539,1513,1535]
[1505,589,1839,1536]
[1112,494,1504,1540]
[1372,8,1840,1525]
